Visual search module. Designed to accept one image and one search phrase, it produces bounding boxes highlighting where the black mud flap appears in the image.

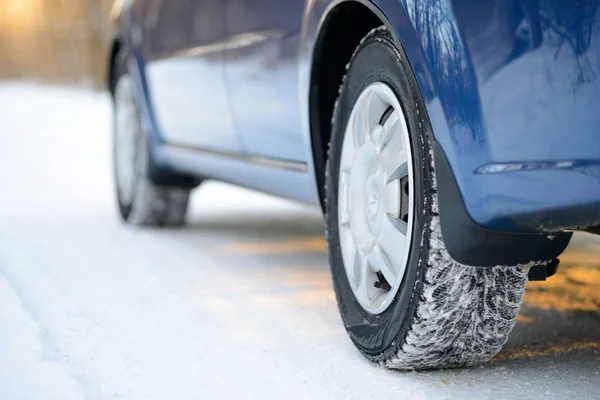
[433,142,572,267]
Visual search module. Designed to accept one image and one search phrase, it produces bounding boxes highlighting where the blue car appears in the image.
[107,0,600,369]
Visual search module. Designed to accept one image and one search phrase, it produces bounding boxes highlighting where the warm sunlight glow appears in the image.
[2,0,43,30]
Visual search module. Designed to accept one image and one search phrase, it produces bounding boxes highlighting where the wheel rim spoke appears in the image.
[338,171,351,227]
[383,159,408,219]
[384,178,401,218]
[352,93,369,148]
[340,124,356,172]
[378,215,408,268]
[368,244,397,286]
[353,249,370,302]
[373,110,399,151]
[353,91,388,148]
[386,160,408,184]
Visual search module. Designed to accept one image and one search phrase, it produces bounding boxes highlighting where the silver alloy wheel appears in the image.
[338,82,415,314]
[114,75,142,206]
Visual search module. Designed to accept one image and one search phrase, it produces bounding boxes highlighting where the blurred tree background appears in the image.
[0,0,112,89]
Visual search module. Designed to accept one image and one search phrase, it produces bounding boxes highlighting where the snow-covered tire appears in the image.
[325,28,528,370]
[111,51,194,227]
[117,174,191,227]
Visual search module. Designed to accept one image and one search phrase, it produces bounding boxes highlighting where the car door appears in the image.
[136,0,244,152]
[222,0,306,162]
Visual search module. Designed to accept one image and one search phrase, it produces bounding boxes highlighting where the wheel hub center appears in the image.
[349,142,384,253]
[366,177,380,220]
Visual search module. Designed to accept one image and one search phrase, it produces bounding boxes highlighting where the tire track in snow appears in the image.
[0,269,85,400]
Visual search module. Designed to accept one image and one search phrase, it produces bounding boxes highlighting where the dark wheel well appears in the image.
[309,2,382,210]
[108,39,123,94]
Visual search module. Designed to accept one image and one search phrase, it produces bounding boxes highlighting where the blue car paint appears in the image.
[134,1,244,152]
[398,0,600,232]
[223,0,307,162]
[112,0,600,233]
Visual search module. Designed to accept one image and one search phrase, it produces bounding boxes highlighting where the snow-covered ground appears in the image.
[0,83,598,399]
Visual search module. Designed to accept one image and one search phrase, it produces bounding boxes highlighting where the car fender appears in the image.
[301,0,488,214]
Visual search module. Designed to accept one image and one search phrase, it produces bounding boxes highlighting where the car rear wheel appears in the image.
[325,27,529,370]
[112,53,193,226]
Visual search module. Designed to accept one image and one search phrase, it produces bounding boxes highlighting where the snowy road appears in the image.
[0,83,598,399]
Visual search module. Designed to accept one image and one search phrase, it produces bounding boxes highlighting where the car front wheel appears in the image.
[325,27,529,370]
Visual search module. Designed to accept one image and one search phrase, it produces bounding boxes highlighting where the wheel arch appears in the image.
[308,0,435,210]
[308,0,572,266]
[107,0,130,94]
[108,38,123,94]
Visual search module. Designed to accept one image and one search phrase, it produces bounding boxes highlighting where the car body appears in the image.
[107,0,600,265]
[106,0,600,368]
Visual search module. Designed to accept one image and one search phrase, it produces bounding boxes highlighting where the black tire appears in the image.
[111,50,197,227]
[325,27,528,370]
